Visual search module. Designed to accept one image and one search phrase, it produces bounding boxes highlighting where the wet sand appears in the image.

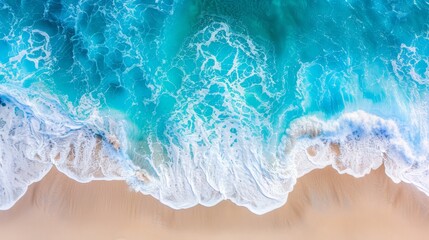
[1,166,429,240]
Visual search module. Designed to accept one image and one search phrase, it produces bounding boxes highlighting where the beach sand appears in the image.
[1,166,429,240]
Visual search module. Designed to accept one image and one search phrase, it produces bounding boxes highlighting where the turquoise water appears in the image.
[0,0,428,213]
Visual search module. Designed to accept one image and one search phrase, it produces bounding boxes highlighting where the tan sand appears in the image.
[1,166,429,240]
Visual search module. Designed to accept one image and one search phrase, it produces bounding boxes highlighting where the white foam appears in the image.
[391,35,429,85]
[0,87,132,210]
[2,86,429,214]
[127,118,294,214]
[0,95,52,210]
[128,111,429,214]
[287,111,429,193]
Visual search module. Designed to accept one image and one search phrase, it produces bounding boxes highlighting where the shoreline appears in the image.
[1,166,429,239]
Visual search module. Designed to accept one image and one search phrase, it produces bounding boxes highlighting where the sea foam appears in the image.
[1,90,429,214]
[0,87,132,210]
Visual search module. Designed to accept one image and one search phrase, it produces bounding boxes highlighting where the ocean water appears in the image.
[0,0,428,214]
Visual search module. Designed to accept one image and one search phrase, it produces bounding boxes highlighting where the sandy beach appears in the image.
[0,166,428,240]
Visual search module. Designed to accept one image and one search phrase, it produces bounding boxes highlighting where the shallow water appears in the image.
[0,0,428,213]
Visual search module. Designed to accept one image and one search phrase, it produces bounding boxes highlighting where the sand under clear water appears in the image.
[1,166,428,240]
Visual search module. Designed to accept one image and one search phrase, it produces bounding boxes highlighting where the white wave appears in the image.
[1,88,429,214]
[287,110,429,195]
[128,117,294,214]
[126,110,429,214]
[0,87,133,210]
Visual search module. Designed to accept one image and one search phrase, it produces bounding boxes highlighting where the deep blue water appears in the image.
[0,0,428,213]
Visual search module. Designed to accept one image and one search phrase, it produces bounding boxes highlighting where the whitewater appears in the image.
[0,0,428,214]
